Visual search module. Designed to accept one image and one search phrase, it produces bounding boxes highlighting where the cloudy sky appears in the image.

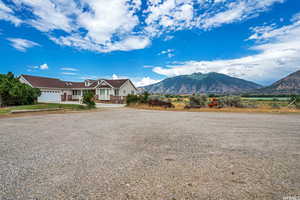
[0,0,299,86]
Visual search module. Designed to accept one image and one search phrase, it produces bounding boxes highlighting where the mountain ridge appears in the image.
[142,72,262,94]
[257,70,300,94]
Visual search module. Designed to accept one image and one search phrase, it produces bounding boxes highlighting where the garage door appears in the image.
[38,91,61,103]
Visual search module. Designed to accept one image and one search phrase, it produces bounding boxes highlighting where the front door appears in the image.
[61,92,67,101]
[99,89,109,100]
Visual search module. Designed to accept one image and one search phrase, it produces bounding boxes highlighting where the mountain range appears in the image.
[142,70,300,94]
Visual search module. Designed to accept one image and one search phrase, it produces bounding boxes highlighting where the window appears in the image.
[114,89,119,96]
[72,90,81,95]
[100,89,105,95]
[131,90,134,94]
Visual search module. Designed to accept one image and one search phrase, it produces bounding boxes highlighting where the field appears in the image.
[135,96,300,113]
[1,108,299,199]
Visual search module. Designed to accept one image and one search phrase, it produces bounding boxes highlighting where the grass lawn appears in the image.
[0,103,87,115]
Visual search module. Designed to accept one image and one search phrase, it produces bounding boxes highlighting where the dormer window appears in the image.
[85,80,91,87]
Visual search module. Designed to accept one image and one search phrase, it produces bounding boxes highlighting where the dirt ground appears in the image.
[0,108,299,200]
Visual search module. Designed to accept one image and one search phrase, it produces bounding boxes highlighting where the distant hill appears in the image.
[257,70,300,94]
[142,72,262,94]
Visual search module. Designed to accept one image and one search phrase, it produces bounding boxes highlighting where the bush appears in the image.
[82,91,96,108]
[189,94,208,108]
[126,94,139,105]
[218,96,243,108]
[126,92,157,105]
[0,72,41,106]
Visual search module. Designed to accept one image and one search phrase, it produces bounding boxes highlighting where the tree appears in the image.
[82,91,96,108]
[0,72,41,106]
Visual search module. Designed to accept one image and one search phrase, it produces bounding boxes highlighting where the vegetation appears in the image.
[0,72,41,106]
[0,103,87,115]
[82,91,96,108]
[188,94,208,108]
[218,96,243,108]
[126,93,300,113]
[126,92,150,105]
[126,94,140,105]
[139,91,150,103]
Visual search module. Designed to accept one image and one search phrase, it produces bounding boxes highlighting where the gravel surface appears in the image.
[0,108,300,200]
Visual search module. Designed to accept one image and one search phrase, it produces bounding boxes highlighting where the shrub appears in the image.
[189,94,208,108]
[126,94,139,105]
[218,96,243,108]
[82,91,96,108]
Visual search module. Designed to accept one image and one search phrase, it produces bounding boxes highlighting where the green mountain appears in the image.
[257,70,300,94]
[142,72,262,94]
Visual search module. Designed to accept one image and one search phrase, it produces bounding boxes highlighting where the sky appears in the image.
[0,0,300,87]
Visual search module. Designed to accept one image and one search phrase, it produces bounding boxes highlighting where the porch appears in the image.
[60,89,125,104]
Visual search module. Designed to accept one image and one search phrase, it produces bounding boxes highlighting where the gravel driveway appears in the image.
[1,108,299,200]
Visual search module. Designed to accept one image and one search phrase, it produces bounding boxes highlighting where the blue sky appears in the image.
[0,0,299,86]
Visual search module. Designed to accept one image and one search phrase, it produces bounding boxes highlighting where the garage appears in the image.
[38,90,61,103]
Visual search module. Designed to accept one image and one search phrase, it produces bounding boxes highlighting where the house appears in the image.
[19,74,137,104]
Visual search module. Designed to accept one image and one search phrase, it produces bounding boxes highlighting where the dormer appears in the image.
[65,82,73,86]
[85,80,93,87]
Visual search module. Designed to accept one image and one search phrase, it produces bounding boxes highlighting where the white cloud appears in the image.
[159,48,175,58]
[61,72,77,75]
[0,0,284,53]
[134,77,161,87]
[152,12,300,85]
[0,0,22,25]
[29,63,49,71]
[112,74,119,80]
[61,67,78,71]
[7,38,39,52]
[39,63,49,70]
[79,75,98,80]
[163,35,174,41]
[199,0,285,29]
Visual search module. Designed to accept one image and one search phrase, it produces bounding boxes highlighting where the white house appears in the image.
[19,74,137,103]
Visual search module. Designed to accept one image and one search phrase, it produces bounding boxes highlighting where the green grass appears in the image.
[0,103,88,115]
